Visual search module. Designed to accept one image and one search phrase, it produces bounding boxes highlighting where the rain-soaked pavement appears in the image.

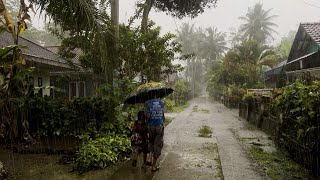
[110,95,268,180]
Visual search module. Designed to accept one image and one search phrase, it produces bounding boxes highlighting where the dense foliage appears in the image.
[206,40,276,104]
[274,81,320,175]
[177,23,227,97]
[205,2,281,105]
[153,0,218,19]
[75,135,131,173]
[26,96,131,137]
[26,95,134,172]
[171,80,189,105]
[60,22,182,82]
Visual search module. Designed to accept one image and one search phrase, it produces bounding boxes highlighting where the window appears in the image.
[38,77,43,96]
[69,81,86,100]
[79,82,85,97]
[50,81,54,98]
[69,82,77,99]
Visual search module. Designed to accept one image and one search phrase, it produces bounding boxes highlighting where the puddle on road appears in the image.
[108,160,154,180]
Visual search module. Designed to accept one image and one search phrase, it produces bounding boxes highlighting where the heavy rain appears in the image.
[0,0,319,179]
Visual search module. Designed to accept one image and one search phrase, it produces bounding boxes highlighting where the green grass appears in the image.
[192,105,199,112]
[249,146,311,180]
[202,143,224,180]
[192,106,209,113]
[198,125,212,138]
[164,117,172,127]
[200,109,209,113]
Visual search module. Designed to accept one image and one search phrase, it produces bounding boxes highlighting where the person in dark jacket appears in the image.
[130,111,148,167]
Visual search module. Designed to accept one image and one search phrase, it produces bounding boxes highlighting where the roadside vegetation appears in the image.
[198,125,213,138]
[205,3,293,107]
[249,146,311,179]
[202,143,224,180]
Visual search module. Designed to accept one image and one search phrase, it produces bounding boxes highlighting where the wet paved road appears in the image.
[153,96,265,180]
[109,96,266,180]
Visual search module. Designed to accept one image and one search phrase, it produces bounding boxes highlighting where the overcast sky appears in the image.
[31,0,320,44]
[117,0,320,44]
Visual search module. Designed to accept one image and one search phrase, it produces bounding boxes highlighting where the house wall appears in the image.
[0,71,50,96]
[308,41,319,54]
[32,71,50,96]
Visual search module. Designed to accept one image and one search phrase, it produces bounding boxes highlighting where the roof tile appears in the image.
[301,22,320,46]
[0,31,68,65]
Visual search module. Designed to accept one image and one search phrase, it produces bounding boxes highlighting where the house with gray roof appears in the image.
[0,31,101,99]
[264,22,320,87]
[264,60,287,88]
[285,22,320,84]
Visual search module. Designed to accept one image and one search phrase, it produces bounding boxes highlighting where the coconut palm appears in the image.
[201,27,227,61]
[176,22,196,54]
[239,3,278,44]
[28,0,100,31]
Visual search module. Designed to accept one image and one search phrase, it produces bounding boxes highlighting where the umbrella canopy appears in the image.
[124,82,174,104]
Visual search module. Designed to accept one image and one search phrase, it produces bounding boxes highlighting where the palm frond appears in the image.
[29,0,99,32]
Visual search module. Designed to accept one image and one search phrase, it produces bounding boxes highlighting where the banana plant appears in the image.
[0,0,34,143]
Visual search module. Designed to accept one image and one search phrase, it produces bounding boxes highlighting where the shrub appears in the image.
[172,80,189,105]
[163,98,175,112]
[198,125,212,138]
[75,135,132,173]
[27,96,116,137]
[274,81,320,176]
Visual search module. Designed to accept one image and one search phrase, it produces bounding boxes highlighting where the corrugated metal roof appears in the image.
[264,61,287,76]
[301,22,320,46]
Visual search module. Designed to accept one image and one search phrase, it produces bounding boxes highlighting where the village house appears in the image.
[264,22,320,87]
[285,22,320,83]
[0,31,101,99]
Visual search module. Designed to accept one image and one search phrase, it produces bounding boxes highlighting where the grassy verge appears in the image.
[198,125,213,138]
[192,105,209,113]
[200,109,209,113]
[192,105,199,112]
[164,117,172,127]
[249,146,311,180]
[202,143,224,180]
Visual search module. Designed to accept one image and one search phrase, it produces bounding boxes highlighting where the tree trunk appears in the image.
[140,0,153,83]
[106,0,119,122]
[141,0,153,34]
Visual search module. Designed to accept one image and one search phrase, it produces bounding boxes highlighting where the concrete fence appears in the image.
[238,97,320,177]
[238,97,279,136]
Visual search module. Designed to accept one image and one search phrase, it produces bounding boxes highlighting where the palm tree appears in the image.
[176,22,196,54]
[239,3,278,44]
[201,27,227,61]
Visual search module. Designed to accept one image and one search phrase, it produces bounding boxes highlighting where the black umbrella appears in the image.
[124,82,174,104]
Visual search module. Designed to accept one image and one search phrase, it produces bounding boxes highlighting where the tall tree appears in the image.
[176,22,195,54]
[239,3,278,44]
[140,0,218,31]
[138,0,218,82]
[201,27,227,61]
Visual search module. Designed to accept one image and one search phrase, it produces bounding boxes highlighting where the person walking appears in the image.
[145,93,165,172]
[130,111,148,167]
